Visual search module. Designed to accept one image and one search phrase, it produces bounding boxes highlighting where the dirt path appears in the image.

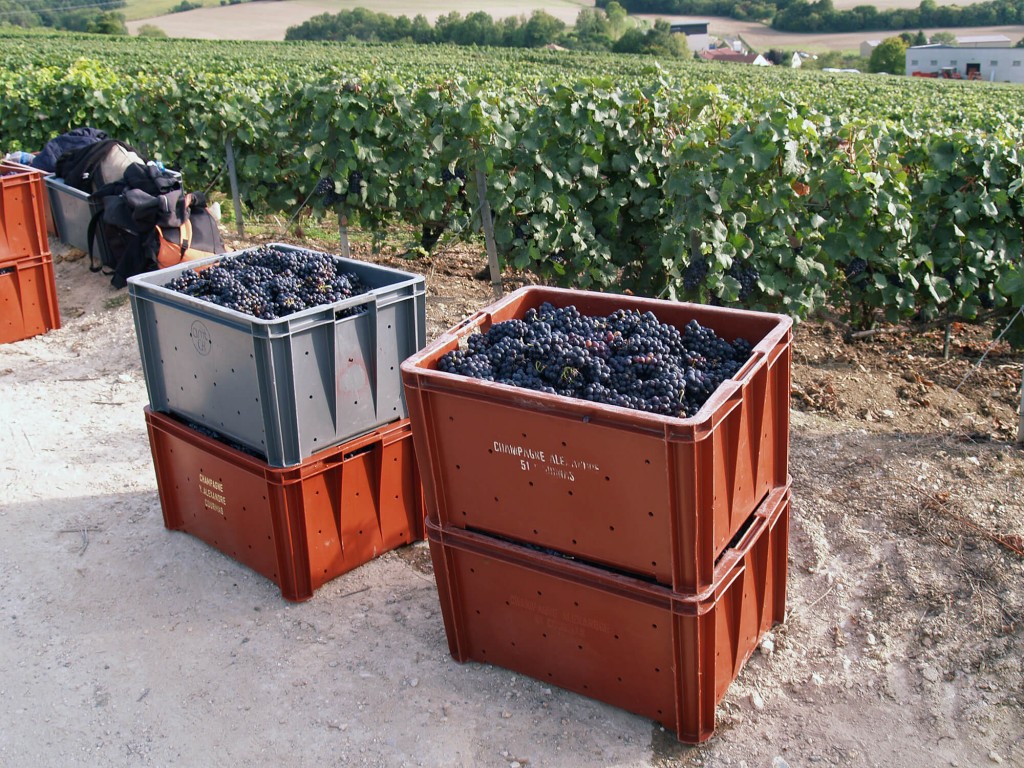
[0,236,1021,766]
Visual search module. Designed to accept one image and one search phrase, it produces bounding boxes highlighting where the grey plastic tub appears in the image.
[127,243,427,467]
[44,176,94,253]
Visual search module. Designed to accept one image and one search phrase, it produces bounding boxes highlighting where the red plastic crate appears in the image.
[0,252,61,344]
[1,158,55,236]
[145,408,426,602]
[427,482,791,744]
[0,162,50,264]
[401,285,791,594]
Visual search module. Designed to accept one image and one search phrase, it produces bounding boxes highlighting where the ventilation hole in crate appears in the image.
[571,539,577,545]
[506,601,511,606]
[173,346,178,352]
[617,677,623,683]
[573,601,579,607]
[348,357,354,363]
[528,481,534,487]
[304,350,309,355]
[532,529,538,535]
[309,394,313,399]
[480,649,487,656]
[536,590,542,596]
[648,511,654,518]
[462,511,468,517]
[605,476,611,482]
[193,374,198,379]
[613,634,619,640]
[608,525,615,532]
[577,645,583,651]
[486,447,492,453]
[494,496,499,503]
[455,464,461,470]
[651,561,657,567]
[469,568,475,573]
[657,709,663,716]
[651,623,658,630]
[567,490,573,497]
[450,416,456,422]
[644,459,651,465]
[521,432,527,438]
[475,609,480,615]
[547,671,553,677]
[654,667,661,673]
[358,529,363,535]
[231,368,235,373]
[510,641,516,647]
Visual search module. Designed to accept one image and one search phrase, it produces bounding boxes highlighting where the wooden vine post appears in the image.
[474,160,503,298]
[224,138,245,237]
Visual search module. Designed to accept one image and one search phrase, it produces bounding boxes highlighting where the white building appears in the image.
[906,45,1024,83]
[955,34,1012,47]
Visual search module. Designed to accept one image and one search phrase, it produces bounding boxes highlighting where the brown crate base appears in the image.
[146,408,425,601]
[427,483,791,744]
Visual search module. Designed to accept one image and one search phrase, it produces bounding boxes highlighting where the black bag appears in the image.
[32,127,109,174]
[55,139,146,193]
[87,162,225,289]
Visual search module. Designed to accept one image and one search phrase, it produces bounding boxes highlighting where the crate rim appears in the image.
[126,242,426,331]
[401,284,792,437]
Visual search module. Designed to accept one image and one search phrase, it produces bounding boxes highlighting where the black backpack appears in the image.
[54,138,146,194]
[87,162,225,288]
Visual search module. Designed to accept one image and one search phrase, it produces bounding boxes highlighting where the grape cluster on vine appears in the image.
[163,245,369,320]
[437,302,753,418]
[843,257,868,279]
[682,256,708,292]
[728,262,760,301]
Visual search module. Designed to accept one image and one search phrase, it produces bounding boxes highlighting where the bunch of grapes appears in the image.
[683,256,708,292]
[728,262,761,301]
[347,171,363,196]
[437,302,753,418]
[163,245,369,320]
[843,257,868,279]
[315,176,340,206]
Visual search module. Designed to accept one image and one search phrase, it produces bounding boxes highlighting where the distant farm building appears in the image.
[955,34,1012,47]
[861,40,882,58]
[669,21,710,52]
[698,49,771,66]
[907,45,1024,83]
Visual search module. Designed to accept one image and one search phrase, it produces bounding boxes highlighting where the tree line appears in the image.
[0,0,126,33]
[283,5,690,58]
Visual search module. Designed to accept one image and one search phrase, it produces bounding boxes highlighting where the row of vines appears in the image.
[2,32,1023,344]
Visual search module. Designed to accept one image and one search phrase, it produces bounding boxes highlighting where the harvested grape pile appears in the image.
[163,244,368,319]
[437,302,752,418]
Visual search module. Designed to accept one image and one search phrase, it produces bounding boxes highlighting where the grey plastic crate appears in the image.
[127,244,427,467]
[43,176,95,253]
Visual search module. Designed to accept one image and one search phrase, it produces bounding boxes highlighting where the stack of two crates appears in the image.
[400,286,793,744]
[0,162,61,343]
[126,244,428,601]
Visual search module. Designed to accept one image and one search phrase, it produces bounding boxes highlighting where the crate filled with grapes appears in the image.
[128,243,426,467]
[400,285,791,594]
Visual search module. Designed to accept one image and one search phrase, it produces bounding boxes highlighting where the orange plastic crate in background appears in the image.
[145,408,426,602]
[0,253,61,344]
[1,162,50,264]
